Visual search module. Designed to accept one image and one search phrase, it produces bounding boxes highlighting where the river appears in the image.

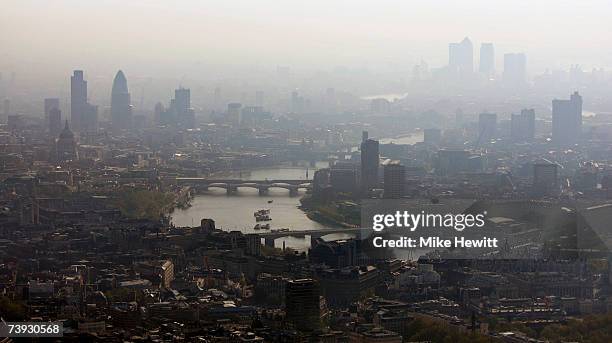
[361,92,408,102]
[170,132,423,253]
[171,162,356,251]
[379,131,424,145]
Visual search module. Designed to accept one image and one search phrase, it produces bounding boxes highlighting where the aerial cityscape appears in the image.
[2,1,612,342]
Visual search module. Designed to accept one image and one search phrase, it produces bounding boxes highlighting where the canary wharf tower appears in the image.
[110,70,133,131]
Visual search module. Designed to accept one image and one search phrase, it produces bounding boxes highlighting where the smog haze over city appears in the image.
[3,0,612,110]
[2,1,612,342]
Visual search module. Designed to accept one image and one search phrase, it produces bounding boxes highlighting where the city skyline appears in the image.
[2,0,612,77]
[3,2,612,341]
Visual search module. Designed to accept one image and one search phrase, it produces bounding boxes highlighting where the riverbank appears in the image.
[299,195,360,228]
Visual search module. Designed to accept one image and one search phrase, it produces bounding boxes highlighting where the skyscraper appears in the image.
[383,161,405,199]
[69,71,98,133]
[285,279,323,332]
[70,70,87,131]
[174,87,190,113]
[110,70,133,131]
[478,112,498,144]
[479,43,495,76]
[503,53,527,86]
[44,98,60,136]
[153,102,165,125]
[48,107,62,137]
[360,138,380,193]
[511,109,536,142]
[174,87,195,128]
[552,92,583,145]
[80,103,99,133]
[449,37,474,76]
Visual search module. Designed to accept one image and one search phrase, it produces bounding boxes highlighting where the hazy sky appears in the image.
[2,0,612,76]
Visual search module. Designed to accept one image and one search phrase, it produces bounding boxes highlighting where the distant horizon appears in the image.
[2,0,612,76]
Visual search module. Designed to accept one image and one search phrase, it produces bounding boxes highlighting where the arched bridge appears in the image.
[176,178,312,196]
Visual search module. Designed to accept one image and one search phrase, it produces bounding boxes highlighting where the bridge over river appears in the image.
[256,227,366,248]
[177,178,312,196]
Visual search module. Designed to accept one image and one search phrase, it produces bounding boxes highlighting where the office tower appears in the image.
[449,37,474,76]
[48,107,62,137]
[183,107,195,129]
[552,92,583,145]
[156,88,195,128]
[330,165,358,193]
[69,70,98,133]
[80,104,99,133]
[362,130,368,143]
[174,87,190,112]
[383,162,405,199]
[360,138,380,192]
[310,239,357,267]
[111,70,133,131]
[479,43,495,76]
[56,120,78,162]
[44,98,60,122]
[245,234,261,257]
[227,103,242,126]
[285,279,322,332]
[533,160,558,197]
[510,115,520,142]
[240,106,263,127]
[153,102,165,125]
[70,70,88,131]
[511,109,536,142]
[174,87,195,128]
[424,128,442,145]
[503,53,527,86]
[522,109,536,141]
[478,112,498,143]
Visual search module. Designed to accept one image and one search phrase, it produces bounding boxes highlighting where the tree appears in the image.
[0,297,26,321]
[115,190,175,221]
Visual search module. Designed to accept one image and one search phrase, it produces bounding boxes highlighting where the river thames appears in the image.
[171,132,423,251]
